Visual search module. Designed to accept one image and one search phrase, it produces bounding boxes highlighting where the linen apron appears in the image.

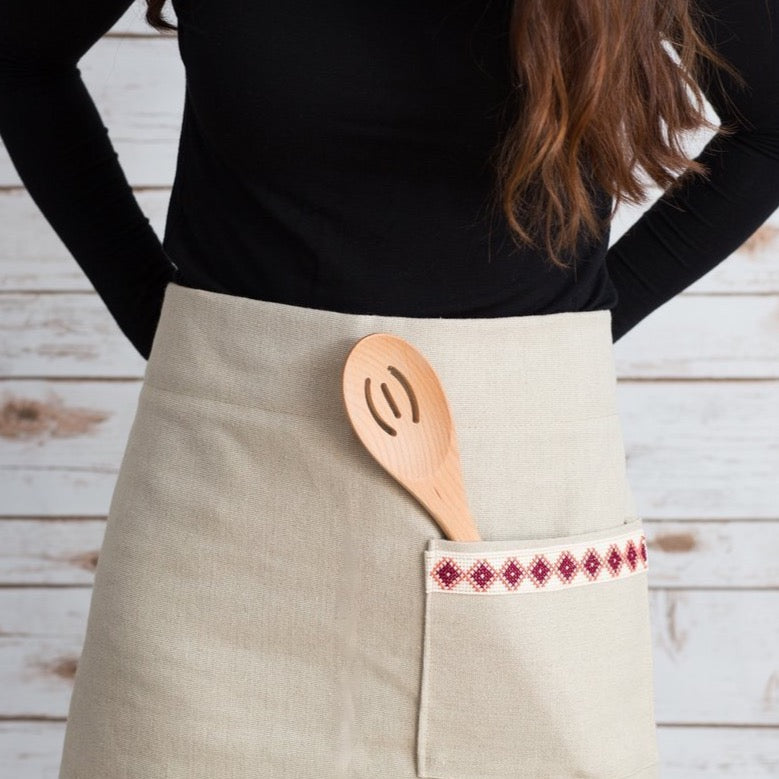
[58,280,660,778]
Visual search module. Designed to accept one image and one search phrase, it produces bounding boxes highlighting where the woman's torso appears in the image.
[164,0,618,317]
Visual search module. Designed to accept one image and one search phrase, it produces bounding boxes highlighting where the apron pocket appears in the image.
[416,518,659,779]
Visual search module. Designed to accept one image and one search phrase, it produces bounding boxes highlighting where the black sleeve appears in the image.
[604,0,779,343]
[0,0,176,360]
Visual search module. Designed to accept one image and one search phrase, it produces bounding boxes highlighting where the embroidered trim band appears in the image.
[425,527,648,595]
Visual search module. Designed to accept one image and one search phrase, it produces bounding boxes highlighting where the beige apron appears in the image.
[58,281,660,778]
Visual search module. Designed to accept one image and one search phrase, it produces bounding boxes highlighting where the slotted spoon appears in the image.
[341,332,481,542]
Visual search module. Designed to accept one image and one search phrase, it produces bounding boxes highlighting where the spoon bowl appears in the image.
[341,333,481,542]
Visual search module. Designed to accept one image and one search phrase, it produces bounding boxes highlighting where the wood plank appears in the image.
[0,588,776,724]
[656,726,779,777]
[611,294,779,378]
[0,296,145,377]
[1,379,777,518]
[2,292,779,378]
[0,720,776,779]
[651,589,779,724]
[0,635,86,719]
[2,518,777,588]
[0,380,142,516]
[643,521,779,588]
[0,722,63,779]
[617,381,779,520]
[0,519,104,586]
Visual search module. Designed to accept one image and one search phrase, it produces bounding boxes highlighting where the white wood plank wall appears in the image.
[1,3,777,776]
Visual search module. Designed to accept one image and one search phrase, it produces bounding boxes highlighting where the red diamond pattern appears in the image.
[431,558,464,590]
[555,551,580,584]
[528,555,552,588]
[581,548,603,581]
[466,560,498,593]
[426,528,648,594]
[624,539,638,571]
[499,558,525,590]
[605,544,624,576]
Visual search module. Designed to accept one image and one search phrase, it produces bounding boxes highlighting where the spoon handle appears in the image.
[412,444,482,542]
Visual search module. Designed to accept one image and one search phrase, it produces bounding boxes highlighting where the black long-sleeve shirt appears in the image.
[1,1,778,360]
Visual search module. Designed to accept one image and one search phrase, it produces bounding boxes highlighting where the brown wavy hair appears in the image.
[144,0,744,269]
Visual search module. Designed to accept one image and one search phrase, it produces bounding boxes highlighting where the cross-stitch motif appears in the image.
[426,526,648,594]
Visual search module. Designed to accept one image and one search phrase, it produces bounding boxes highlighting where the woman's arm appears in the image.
[0,0,176,360]
[605,0,779,342]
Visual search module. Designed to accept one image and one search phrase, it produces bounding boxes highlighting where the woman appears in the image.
[1,1,777,777]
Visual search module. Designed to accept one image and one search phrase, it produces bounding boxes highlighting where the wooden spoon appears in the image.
[341,332,481,542]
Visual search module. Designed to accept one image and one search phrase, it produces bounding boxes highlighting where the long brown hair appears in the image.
[144,0,745,269]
